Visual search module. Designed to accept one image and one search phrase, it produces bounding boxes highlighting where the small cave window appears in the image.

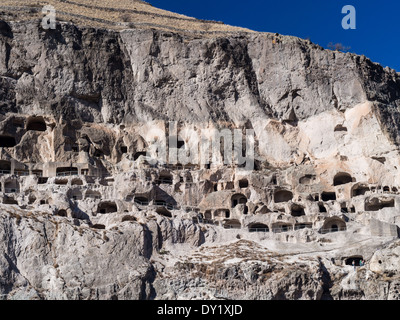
[249,223,269,233]
[318,204,327,213]
[56,209,67,217]
[239,179,249,189]
[134,151,146,161]
[334,125,348,132]
[333,172,353,186]
[231,194,247,208]
[0,136,16,148]
[97,202,118,214]
[291,204,305,217]
[345,256,364,267]
[121,146,128,154]
[26,117,46,132]
[274,190,293,203]
[321,192,336,201]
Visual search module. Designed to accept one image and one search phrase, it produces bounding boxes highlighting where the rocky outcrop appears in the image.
[1,3,400,300]
[1,20,399,126]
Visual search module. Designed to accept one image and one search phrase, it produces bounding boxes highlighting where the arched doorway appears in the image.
[344,256,364,267]
[333,172,353,186]
[97,201,117,214]
[321,218,346,234]
[231,193,247,208]
[248,223,269,233]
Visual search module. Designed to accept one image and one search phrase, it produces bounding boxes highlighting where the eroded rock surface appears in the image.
[1,5,400,300]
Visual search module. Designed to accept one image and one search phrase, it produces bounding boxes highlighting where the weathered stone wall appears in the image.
[1,18,400,300]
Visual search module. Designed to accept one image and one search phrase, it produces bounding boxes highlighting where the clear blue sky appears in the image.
[150,0,400,71]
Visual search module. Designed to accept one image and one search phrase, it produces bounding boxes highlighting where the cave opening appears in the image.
[345,256,364,267]
[97,202,118,214]
[333,172,353,186]
[321,192,337,201]
[274,190,293,203]
[291,204,305,217]
[27,117,46,132]
[249,223,269,232]
[0,136,16,148]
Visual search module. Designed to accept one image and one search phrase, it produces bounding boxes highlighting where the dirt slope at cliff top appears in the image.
[0,0,255,35]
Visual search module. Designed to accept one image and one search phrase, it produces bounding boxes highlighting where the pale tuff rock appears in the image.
[0,11,400,300]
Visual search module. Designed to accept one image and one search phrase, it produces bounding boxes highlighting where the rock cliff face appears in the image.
[1,2,400,300]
